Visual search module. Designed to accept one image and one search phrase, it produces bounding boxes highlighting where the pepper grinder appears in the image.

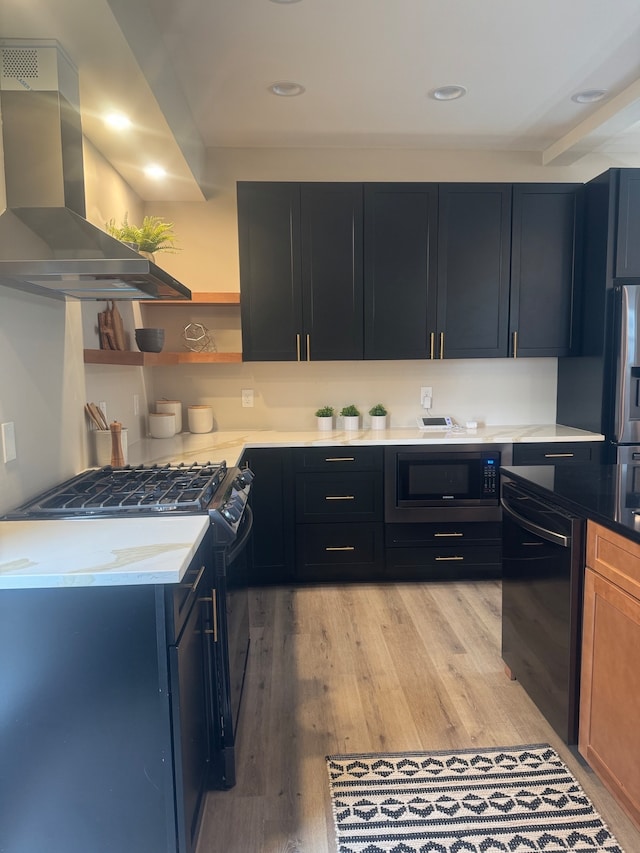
[109,421,125,467]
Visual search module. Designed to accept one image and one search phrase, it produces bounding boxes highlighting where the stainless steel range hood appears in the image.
[0,40,191,301]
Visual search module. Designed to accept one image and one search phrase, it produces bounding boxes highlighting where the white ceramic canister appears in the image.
[156,400,182,433]
[148,412,176,439]
[93,429,128,466]
[188,405,214,434]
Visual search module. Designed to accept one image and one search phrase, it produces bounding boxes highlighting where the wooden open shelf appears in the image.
[151,290,240,306]
[84,350,242,366]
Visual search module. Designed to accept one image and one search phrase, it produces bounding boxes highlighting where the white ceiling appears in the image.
[3,0,640,200]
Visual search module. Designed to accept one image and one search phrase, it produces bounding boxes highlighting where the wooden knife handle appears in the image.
[110,421,125,467]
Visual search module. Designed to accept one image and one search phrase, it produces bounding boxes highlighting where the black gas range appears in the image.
[4,461,254,545]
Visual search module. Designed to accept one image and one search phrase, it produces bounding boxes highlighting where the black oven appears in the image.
[384,445,507,523]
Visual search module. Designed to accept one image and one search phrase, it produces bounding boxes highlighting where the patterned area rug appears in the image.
[326,743,624,853]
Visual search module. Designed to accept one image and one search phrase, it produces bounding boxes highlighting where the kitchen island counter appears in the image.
[0,515,210,589]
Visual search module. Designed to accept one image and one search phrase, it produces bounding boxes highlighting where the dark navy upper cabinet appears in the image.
[238,182,302,361]
[238,181,363,361]
[510,183,583,358]
[437,184,512,358]
[615,169,640,278]
[363,183,438,360]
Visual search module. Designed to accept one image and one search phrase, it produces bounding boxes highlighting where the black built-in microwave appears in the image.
[384,446,507,523]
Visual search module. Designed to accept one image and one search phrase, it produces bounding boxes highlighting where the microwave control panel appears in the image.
[482,457,499,496]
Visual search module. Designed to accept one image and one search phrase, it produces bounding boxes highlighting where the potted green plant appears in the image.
[315,405,335,431]
[368,403,388,430]
[106,214,180,259]
[340,404,361,431]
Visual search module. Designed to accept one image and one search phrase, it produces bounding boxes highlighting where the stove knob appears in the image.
[236,468,254,487]
[222,502,242,522]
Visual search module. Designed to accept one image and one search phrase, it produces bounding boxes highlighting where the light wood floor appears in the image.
[196,580,640,852]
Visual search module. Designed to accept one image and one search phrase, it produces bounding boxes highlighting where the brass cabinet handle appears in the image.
[296,333,301,361]
[435,555,464,561]
[306,333,311,362]
[429,331,435,359]
[325,546,356,552]
[434,532,464,537]
[325,456,355,462]
[512,330,518,358]
[439,331,444,359]
[543,453,575,458]
[325,495,355,501]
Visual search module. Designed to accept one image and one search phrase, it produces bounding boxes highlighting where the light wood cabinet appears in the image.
[580,520,640,830]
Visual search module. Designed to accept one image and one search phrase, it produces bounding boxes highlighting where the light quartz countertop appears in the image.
[0,423,603,591]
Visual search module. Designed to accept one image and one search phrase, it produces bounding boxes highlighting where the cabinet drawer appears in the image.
[165,532,212,643]
[296,522,384,581]
[294,446,382,472]
[587,520,640,600]
[385,521,501,547]
[296,471,383,522]
[385,545,502,581]
[512,442,600,465]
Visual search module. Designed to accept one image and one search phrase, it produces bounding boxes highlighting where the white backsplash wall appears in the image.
[147,357,558,432]
[0,287,86,513]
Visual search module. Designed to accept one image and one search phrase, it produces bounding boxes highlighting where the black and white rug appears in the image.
[326,743,624,852]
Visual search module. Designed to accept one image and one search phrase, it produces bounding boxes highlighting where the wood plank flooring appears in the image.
[196,580,640,852]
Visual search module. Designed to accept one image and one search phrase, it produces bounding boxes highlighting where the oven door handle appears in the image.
[224,505,254,564]
[500,497,570,548]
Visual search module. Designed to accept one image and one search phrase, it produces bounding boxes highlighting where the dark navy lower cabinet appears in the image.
[0,531,215,853]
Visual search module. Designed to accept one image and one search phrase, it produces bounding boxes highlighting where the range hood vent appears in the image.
[0,40,191,301]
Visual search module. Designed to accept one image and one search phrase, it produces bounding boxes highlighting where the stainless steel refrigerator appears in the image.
[557,282,640,463]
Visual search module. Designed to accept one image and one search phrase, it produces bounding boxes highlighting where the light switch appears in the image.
[1,421,17,463]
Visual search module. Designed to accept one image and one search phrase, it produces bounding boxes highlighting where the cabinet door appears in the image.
[300,183,363,360]
[580,565,640,827]
[364,183,438,359]
[510,184,582,357]
[238,182,302,361]
[615,169,640,277]
[437,184,511,358]
[240,448,295,584]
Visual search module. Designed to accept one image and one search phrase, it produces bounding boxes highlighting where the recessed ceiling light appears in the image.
[572,89,607,104]
[269,81,306,97]
[429,85,467,101]
[144,164,167,179]
[104,112,131,130]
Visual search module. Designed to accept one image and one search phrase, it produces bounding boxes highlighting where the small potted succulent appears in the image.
[368,403,388,430]
[315,405,335,431]
[340,404,361,431]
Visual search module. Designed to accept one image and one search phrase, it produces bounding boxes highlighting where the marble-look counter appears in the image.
[0,516,210,589]
[128,423,605,468]
[0,423,603,590]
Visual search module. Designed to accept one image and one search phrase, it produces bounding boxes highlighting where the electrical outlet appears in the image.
[420,386,433,408]
[1,421,17,463]
[241,389,254,408]
[97,401,108,422]
[133,394,140,416]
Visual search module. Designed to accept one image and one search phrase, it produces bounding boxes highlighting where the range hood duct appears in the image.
[0,40,190,301]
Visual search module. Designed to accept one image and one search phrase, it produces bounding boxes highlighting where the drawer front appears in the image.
[294,446,382,472]
[587,520,640,600]
[296,471,383,522]
[165,532,212,643]
[385,545,502,581]
[385,521,502,547]
[296,522,384,581]
[512,442,600,465]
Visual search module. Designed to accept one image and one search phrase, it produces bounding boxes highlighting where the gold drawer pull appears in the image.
[296,333,301,361]
[435,555,464,561]
[434,532,463,537]
[325,456,355,462]
[325,495,355,501]
[543,453,575,458]
[325,546,356,552]
[203,589,218,641]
